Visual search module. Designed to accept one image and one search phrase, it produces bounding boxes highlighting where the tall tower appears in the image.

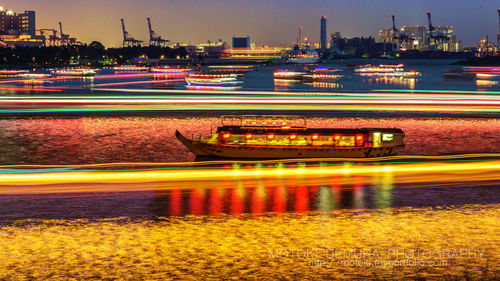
[298,26,303,48]
[497,9,500,49]
[320,16,327,53]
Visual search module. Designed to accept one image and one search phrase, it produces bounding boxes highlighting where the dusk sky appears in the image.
[4,0,500,47]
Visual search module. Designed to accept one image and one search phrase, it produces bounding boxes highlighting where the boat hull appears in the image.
[176,131,402,159]
[287,58,320,64]
[443,72,475,79]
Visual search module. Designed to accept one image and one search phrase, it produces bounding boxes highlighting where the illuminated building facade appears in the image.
[378,25,461,52]
[0,7,42,47]
[475,39,498,54]
[378,28,393,44]
[400,25,427,48]
[0,8,35,36]
[173,40,228,56]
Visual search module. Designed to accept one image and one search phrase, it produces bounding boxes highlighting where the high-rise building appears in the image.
[378,28,393,44]
[320,16,327,53]
[0,7,35,36]
[232,36,250,48]
[0,7,42,47]
[400,25,427,49]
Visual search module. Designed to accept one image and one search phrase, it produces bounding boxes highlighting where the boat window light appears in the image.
[355,134,365,146]
[382,133,394,141]
[267,133,275,140]
[244,133,253,139]
[289,133,297,140]
[311,134,319,140]
[334,134,342,140]
[222,132,231,139]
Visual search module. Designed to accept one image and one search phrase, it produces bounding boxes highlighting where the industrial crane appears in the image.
[391,14,399,46]
[59,22,71,46]
[121,19,143,47]
[38,29,59,46]
[147,18,169,47]
[391,15,412,51]
[426,11,448,51]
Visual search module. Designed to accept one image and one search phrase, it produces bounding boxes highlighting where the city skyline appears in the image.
[2,0,499,47]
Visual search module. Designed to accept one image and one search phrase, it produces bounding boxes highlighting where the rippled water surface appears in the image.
[0,205,497,280]
[0,116,499,164]
[1,60,499,280]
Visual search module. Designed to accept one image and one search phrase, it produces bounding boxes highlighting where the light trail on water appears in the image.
[1,155,500,191]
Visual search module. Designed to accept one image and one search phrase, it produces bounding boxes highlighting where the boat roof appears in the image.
[220,115,307,128]
[216,126,404,134]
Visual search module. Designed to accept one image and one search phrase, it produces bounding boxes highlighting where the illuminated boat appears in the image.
[20,73,52,78]
[357,71,421,78]
[273,71,306,80]
[462,66,500,73]
[0,70,29,78]
[308,66,342,73]
[355,64,420,78]
[150,67,192,73]
[53,68,97,76]
[206,65,255,73]
[185,73,242,90]
[274,70,341,81]
[113,65,149,71]
[354,64,404,73]
[176,115,405,159]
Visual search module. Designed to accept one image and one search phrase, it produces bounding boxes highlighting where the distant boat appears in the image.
[0,70,29,78]
[113,65,149,72]
[53,68,97,77]
[286,45,320,64]
[443,69,475,79]
[354,64,420,78]
[273,71,307,80]
[185,73,242,90]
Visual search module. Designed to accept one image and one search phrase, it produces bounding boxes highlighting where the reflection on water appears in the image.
[363,77,416,89]
[161,173,396,217]
[308,81,343,89]
[373,170,393,209]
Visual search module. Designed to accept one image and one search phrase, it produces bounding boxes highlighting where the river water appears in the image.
[0,60,498,280]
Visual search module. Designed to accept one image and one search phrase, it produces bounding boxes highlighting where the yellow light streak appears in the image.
[1,159,500,187]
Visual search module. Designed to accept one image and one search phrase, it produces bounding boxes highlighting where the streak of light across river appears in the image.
[2,89,500,115]
[1,154,500,190]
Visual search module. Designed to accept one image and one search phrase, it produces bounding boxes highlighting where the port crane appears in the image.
[147,18,169,47]
[426,11,449,51]
[121,19,143,47]
[58,22,77,45]
[37,29,59,46]
[391,15,412,51]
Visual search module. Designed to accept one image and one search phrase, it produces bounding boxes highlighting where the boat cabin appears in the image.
[210,115,404,149]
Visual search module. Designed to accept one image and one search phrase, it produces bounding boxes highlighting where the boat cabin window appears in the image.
[335,136,355,147]
[373,132,381,147]
[382,133,394,141]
